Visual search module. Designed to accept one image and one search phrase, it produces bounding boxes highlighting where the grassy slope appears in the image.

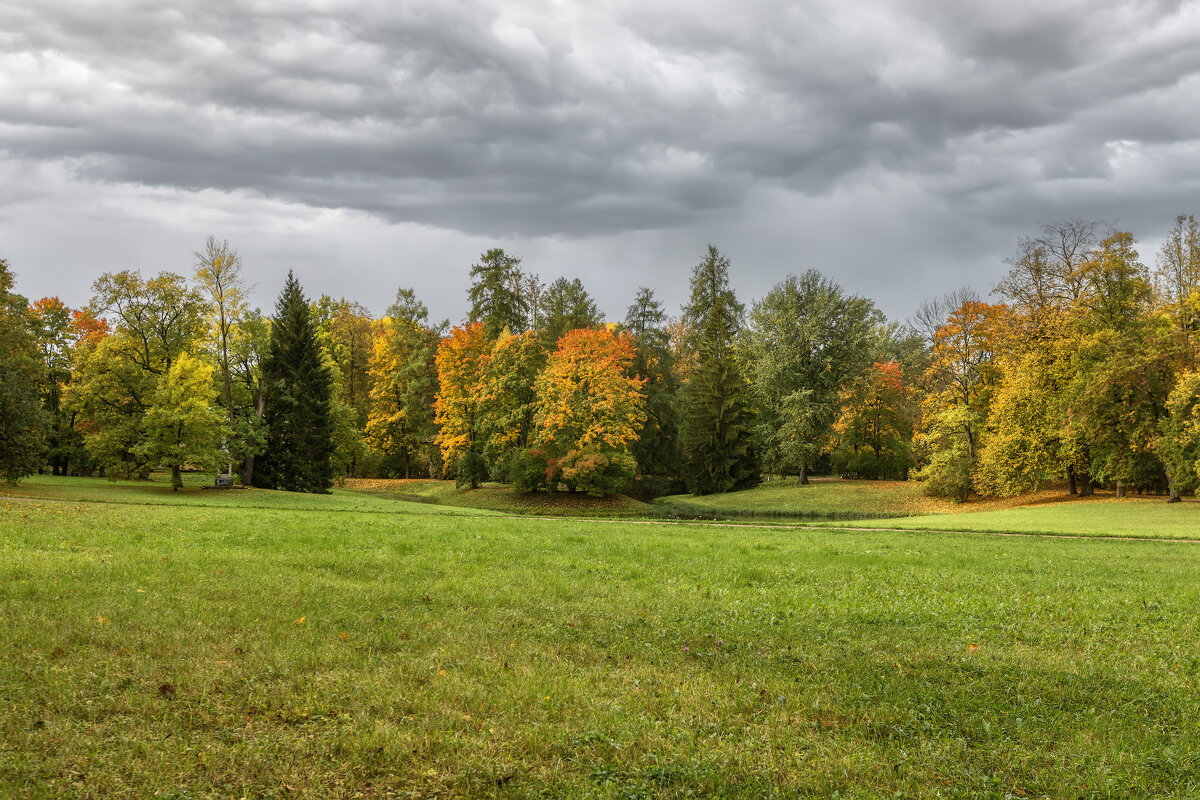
[3,483,1200,797]
[0,474,500,517]
[828,495,1200,539]
[343,477,659,518]
[657,477,981,519]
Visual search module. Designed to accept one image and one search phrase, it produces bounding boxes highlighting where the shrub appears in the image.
[455,451,489,489]
[558,450,637,497]
[509,448,552,493]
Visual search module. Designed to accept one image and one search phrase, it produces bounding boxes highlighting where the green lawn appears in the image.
[828,496,1200,539]
[343,477,659,518]
[656,477,960,519]
[0,474,499,517]
[3,482,1200,797]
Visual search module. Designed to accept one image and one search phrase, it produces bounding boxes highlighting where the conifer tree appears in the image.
[468,249,529,339]
[537,277,602,349]
[624,287,680,477]
[679,246,759,494]
[254,272,334,493]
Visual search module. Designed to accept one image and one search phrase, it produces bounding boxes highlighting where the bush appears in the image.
[558,450,637,497]
[509,448,553,493]
[455,451,489,489]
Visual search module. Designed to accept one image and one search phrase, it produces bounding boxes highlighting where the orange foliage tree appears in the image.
[532,327,646,454]
[433,322,490,475]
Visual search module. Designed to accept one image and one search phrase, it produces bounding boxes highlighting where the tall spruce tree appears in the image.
[624,287,680,477]
[679,246,759,494]
[254,272,335,493]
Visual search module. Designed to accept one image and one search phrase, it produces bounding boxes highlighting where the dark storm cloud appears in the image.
[2,0,1200,323]
[3,0,1194,238]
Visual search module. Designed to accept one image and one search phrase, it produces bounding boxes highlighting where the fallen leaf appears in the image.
[295,616,305,625]
[157,683,176,698]
[968,643,981,652]
[338,632,349,641]
[96,615,107,625]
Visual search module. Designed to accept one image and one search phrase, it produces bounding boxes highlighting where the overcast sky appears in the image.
[3,0,1199,325]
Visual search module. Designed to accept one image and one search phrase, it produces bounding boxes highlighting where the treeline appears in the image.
[1,216,1199,500]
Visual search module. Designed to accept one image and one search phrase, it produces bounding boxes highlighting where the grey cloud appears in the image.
[2,0,1200,326]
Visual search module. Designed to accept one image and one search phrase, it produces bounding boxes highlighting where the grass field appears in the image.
[3,477,1200,797]
[828,496,1200,540]
[342,478,659,518]
[654,477,1072,520]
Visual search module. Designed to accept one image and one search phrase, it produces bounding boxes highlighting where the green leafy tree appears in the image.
[679,246,758,494]
[30,296,80,475]
[254,272,335,493]
[366,289,440,478]
[0,260,48,483]
[479,330,544,473]
[1157,369,1200,501]
[468,249,529,339]
[136,352,231,490]
[744,271,879,483]
[67,270,208,478]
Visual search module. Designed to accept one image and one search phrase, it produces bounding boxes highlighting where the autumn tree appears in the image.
[744,271,879,484]
[433,322,491,482]
[832,361,914,480]
[915,297,1003,499]
[254,272,335,493]
[479,329,544,469]
[468,249,529,339]
[1154,214,1200,359]
[136,352,230,490]
[531,327,646,495]
[68,271,208,478]
[0,260,48,483]
[1157,369,1200,501]
[366,289,440,478]
[193,237,248,430]
[679,246,758,494]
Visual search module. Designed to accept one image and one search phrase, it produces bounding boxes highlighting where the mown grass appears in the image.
[655,477,967,520]
[3,483,1200,797]
[343,478,659,518]
[828,495,1200,540]
[0,474,499,517]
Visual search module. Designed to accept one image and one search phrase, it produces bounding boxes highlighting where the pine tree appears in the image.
[254,272,335,493]
[679,246,758,494]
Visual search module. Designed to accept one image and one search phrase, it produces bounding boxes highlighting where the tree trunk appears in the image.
[171,465,182,491]
[241,455,255,488]
[798,464,809,485]
[1066,468,1077,495]
[1116,483,1126,499]
[1168,484,1182,503]
[1080,473,1093,497]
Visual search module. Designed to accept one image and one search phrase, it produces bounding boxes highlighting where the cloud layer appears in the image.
[2,0,1200,320]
